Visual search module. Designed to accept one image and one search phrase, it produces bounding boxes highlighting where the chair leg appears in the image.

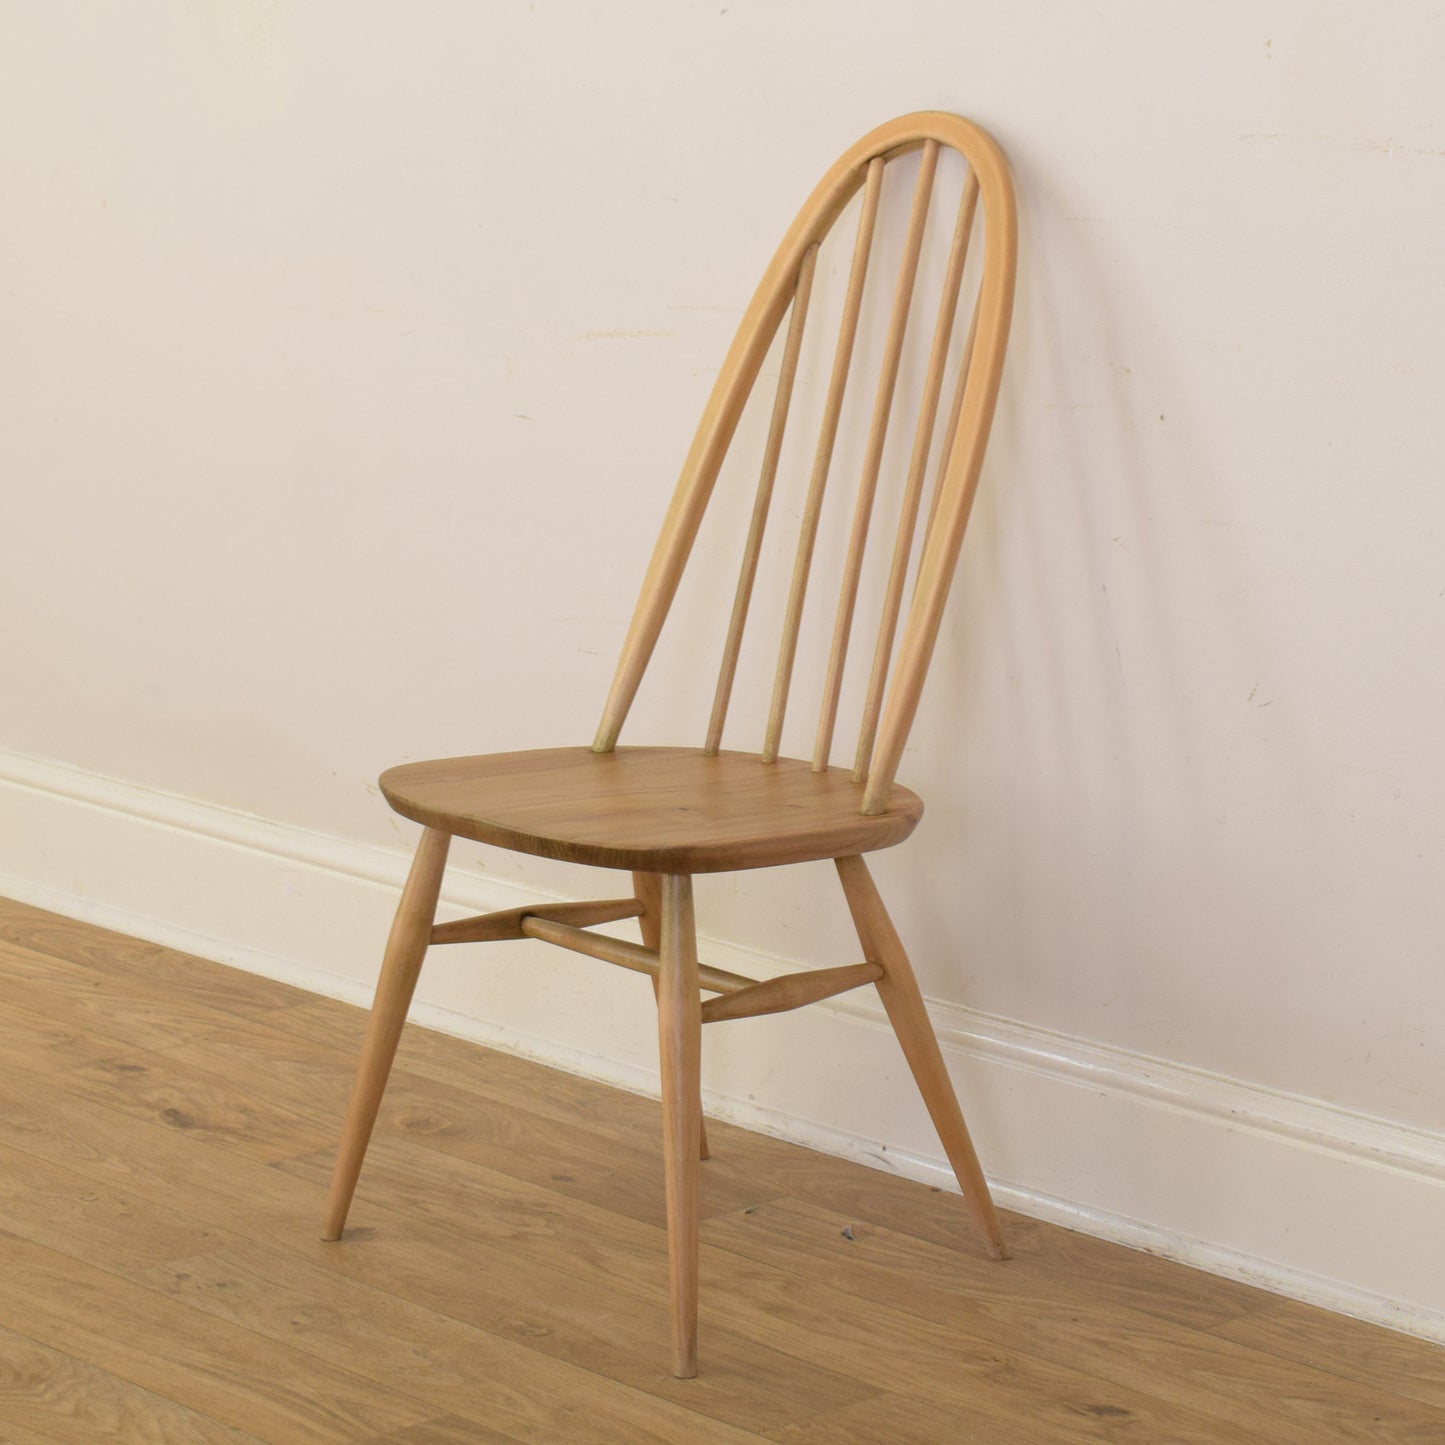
[322,826,450,1242]
[634,870,709,1161]
[656,872,702,1378]
[834,854,1010,1261]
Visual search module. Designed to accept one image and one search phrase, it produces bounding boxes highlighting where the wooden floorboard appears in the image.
[0,896,1441,1443]
[0,1322,269,1445]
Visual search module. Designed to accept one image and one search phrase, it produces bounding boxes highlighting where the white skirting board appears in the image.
[1,744,1442,1345]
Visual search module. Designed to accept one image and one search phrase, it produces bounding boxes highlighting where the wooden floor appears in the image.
[0,899,1442,1443]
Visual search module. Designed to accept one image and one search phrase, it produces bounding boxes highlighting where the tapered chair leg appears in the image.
[835,854,1009,1260]
[656,872,702,1378]
[322,826,451,1242]
[634,871,710,1161]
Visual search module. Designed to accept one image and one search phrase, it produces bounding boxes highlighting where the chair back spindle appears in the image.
[593,113,1016,816]
[812,139,939,773]
[762,154,885,764]
[855,169,979,781]
[704,242,819,757]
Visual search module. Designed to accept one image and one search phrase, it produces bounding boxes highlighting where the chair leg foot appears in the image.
[835,854,1009,1261]
[656,873,702,1378]
[322,826,450,1242]
[635,871,710,1161]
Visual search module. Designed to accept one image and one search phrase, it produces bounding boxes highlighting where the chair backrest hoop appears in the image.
[592,112,1017,815]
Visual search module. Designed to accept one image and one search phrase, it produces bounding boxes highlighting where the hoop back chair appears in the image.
[323,111,1018,1379]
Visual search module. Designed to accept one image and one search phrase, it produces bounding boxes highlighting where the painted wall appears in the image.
[3,3,1442,1333]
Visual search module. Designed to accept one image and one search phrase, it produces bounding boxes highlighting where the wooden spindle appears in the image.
[813,142,939,771]
[656,873,702,1377]
[919,285,982,570]
[700,961,883,1023]
[863,142,1018,816]
[705,245,818,755]
[519,914,753,995]
[763,156,886,763]
[854,171,979,780]
[835,854,1009,1257]
[592,139,880,758]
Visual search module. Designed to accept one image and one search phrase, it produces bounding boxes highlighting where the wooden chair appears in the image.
[322,111,1018,1379]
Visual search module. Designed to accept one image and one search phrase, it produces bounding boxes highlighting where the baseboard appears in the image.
[2,743,1442,1345]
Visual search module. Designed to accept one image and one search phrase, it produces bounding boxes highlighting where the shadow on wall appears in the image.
[900,152,1317,1074]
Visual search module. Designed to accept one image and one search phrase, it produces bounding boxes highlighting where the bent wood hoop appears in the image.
[592,112,1017,813]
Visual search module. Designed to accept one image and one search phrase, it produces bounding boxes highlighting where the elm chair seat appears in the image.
[380,746,923,874]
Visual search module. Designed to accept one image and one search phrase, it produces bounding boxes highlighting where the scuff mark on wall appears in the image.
[1238,132,1445,159]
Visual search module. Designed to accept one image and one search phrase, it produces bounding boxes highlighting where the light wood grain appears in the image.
[322,1052,762,1232]
[133,1240,756,1445]
[281,1139,1243,1442]
[706,244,818,757]
[860,121,1017,813]
[854,168,979,781]
[278,1001,1277,1331]
[8,998,1237,1357]
[0,938,268,1058]
[703,1198,1445,1444]
[580,113,1016,808]
[360,1420,525,1445]
[278,1145,873,1434]
[518,912,754,995]
[0,1234,431,1443]
[0,1071,349,1246]
[0,896,313,1018]
[354,117,1019,1374]
[54,1043,336,1164]
[0,1140,221,1273]
[592,117,991,753]
[0,1076,848,1435]
[381,746,921,873]
[813,141,938,770]
[918,278,981,567]
[764,154,885,763]
[699,962,883,1024]
[0,1323,268,1445]
[324,826,449,1241]
[430,896,641,946]
[835,854,1007,1258]
[635,871,712,1160]
[1211,1296,1445,1412]
[764,1389,1060,1445]
[0,986,131,1076]
[657,873,703,1377]
[1,903,1441,1443]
